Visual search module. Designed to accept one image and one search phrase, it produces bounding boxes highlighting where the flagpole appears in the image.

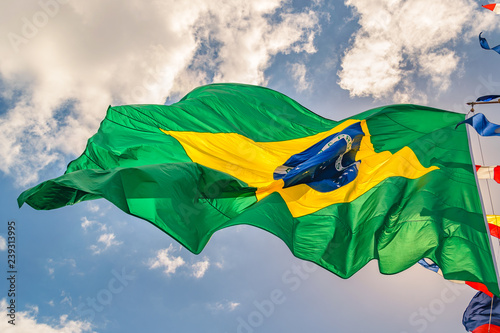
[465,102,500,297]
[467,100,500,105]
[467,99,500,111]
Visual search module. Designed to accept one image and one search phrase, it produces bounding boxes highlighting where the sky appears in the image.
[1,0,500,332]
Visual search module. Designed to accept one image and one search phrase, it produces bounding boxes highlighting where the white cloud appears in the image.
[0,236,6,251]
[338,0,498,103]
[81,216,107,233]
[86,203,100,213]
[97,233,120,248]
[60,291,72,307]
[206,300,240,314]
[148,244,186,276]
[228,301,240,311]
[80,217,96,231]
[191,258,210,278]
[90,233,122,254]
[46,258,77,278]
[417,50,459,91]
[148,251,210,278]
[0,298,92,333]
[25,304,39,315]
[0,0,320,186]
[289,62,311,92]
[60,295,72,307]
[81,216,120,254]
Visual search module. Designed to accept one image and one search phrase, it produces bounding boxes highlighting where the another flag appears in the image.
[418,257,494,297]
[483,4,500,14]
[17,83,500,294]
[476,95,500,102]
[457,113,500,136]
[476,165,500,183]
[463,291,500,332]
[489,216,500,239]
[479,32,500,55]
[472,325,500,333]
[418,258,439,273]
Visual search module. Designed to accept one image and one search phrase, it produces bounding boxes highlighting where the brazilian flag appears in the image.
[18,83,499,294]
